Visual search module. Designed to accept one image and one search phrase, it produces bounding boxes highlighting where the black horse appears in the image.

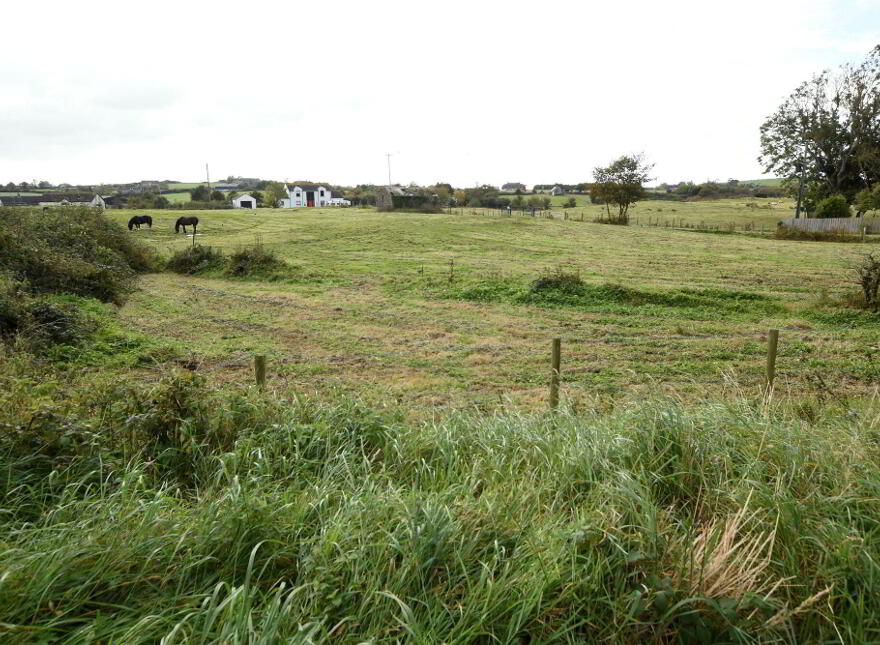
[175,216,199,234]
[128,215,153,230]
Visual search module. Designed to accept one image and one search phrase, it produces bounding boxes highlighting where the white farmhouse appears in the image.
[232,193,257,209]
[279,184,330,208]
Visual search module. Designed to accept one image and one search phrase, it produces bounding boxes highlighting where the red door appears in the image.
[308,200,314,207]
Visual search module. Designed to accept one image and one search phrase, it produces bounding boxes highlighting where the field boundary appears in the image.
[181,327,872,408]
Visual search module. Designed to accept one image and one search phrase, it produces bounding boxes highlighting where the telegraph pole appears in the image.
[794,149,806,219]
[385,153,392,187]
[206,163,211,194]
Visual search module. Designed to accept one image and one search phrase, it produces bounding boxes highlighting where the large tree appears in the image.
[590,154,654,224]
[264,182,287,208]
[190,185,210,201]
[759,46,880,205]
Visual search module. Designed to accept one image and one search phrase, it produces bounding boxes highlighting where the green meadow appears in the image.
[105,203,879,409]
[3,202,880,643]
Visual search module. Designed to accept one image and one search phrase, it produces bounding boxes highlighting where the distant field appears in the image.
[166,182,203,190]
[163,191,191,203]
[469,196,795,229]
[742,177,783,186]
[107,202,880,410]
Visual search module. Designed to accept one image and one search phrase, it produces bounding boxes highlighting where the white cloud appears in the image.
[0,0,877,186]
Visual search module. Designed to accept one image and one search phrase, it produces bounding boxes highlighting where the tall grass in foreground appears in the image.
[1,375,880,642]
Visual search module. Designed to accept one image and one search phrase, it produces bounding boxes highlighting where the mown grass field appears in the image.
[104,203,880,411]
[5,203,880,643]
[163,191,192,203]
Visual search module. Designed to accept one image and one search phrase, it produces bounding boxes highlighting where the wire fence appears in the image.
[168,326,880,409]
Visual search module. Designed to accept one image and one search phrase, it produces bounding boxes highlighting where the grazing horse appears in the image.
[128,215,153,230]
[175,216,199,234]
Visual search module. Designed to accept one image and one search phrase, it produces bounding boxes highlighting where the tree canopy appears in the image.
[590,154,654,224]
[264,182,287,208]
[759,46,880,205]
[190,185,210,201]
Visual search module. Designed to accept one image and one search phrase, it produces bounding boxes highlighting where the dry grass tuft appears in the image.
[678,494,780,599]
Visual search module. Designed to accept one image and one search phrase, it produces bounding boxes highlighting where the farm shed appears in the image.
[550,185,565,196]
[232,194,257,209]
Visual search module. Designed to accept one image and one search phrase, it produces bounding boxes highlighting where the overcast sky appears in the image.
[1,0,878,188]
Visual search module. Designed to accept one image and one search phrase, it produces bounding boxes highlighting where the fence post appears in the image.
[765,329,779,393]
[863,226,867,243]
[550,338,561,409]
[254,355,266,388]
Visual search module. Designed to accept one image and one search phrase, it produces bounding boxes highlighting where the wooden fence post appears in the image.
[550,338,561,409]
[255,355,266,388]
[765,329,779,393]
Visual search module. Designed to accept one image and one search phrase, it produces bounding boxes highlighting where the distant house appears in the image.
[550,185,565,196]
[279,184,330,208]
[103,195,128,209]
[231,193,257,209]
[0,195,42,206]
[0,193,104,208]
[502,182,526,192]
[328,197,351,206]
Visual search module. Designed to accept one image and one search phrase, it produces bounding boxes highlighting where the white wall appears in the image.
[284,186,329,208]
[232,194,257,209]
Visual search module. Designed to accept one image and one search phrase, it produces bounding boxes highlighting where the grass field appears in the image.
[167,182,203,190]
[163,191,192,203]
[472,196,793,229]
[103,203,880,411]
[6,202,880,642]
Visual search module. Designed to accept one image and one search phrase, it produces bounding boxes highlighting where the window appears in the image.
[320,190,324,196]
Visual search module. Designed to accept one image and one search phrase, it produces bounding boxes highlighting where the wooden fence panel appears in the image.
[780,217,880,233]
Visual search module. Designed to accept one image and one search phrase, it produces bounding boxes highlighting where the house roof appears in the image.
[288,184,326,191]
[0,195,42,205]
[233,193,254,200]
[42,193,98,202]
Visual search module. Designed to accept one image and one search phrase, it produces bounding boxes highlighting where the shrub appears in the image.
[0,275,27,339]
[814,194,851,218]
[0,206,159,304]
[225,244,287,277]
[529,268,585,295]
[563,197,577,208]
[166,245,226,274]
[22,299,92,349]
[855,253,880,309]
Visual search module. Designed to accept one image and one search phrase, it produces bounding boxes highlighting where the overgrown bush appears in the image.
[814,194,851,218]
[0,206,159,303]
[22,298,93,349]
[166,244,291,279]
[0,275,27,339]
[166,245,226,274]
[529,268,586,295]
[225,244,287,277]
[855,253,880,309]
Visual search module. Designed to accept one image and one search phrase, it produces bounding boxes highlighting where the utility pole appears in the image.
[385,153,392,188]
[794,149,806,219]
[206,163,211,194]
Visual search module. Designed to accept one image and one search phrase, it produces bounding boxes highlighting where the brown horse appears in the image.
[175,216,199,234]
